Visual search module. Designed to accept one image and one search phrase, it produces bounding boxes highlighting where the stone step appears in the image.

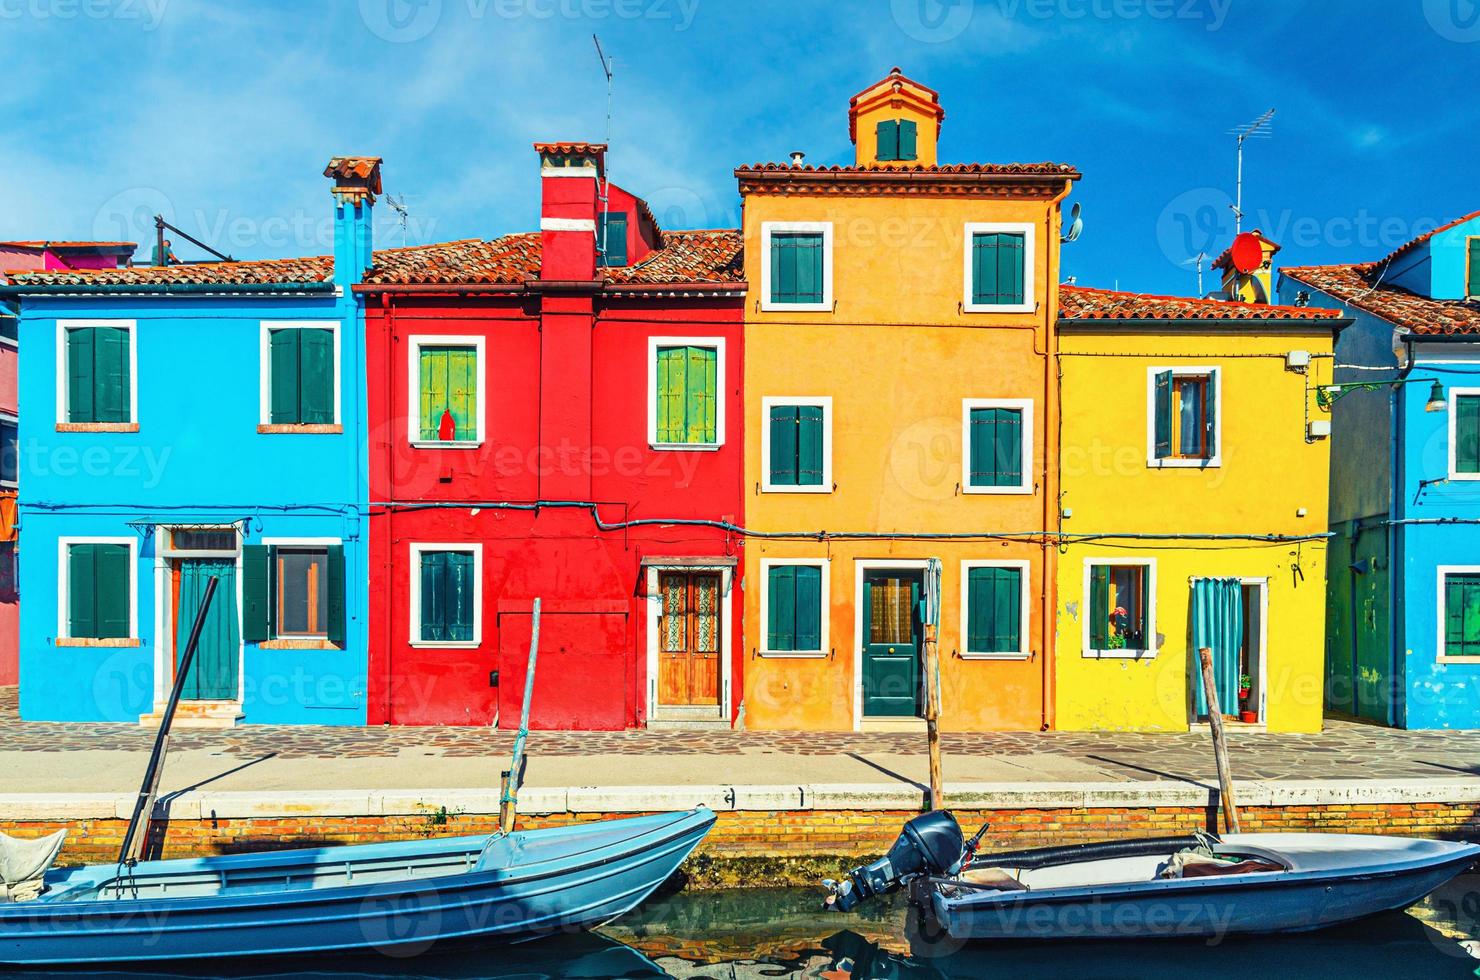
[138,701,244,730]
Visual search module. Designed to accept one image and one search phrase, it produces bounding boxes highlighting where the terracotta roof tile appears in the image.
[1282,263,1480,336]
[361,236,540,285]
[324,156,382,181]
[736,161,1079,177]
[1059,284,1342,321]
[0,241,135,250]
[1374,210,1480,270]
[9,253,335,287]
[606,230,742,285]
[533,141,607,156]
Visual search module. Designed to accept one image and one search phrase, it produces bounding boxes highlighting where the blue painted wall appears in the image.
[15,200,371,724]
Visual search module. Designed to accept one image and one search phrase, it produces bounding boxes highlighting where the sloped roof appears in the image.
[1374,209,1480,270]
[0,241,135,251]
[1059,284,1342,322]
[1282,262,1480,336]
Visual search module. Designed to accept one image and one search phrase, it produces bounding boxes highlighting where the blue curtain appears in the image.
[1191,577,1243,718]
[177,559,240,701]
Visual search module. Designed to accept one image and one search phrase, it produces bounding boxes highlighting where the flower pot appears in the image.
[1239,710,1258,724]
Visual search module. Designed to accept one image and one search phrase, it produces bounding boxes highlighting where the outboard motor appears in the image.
[825,810,965,912]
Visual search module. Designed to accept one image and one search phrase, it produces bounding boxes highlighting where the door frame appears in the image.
[643,563,734,721]
[150,524,245,707]
[1240,577,1269,724]
[853,559,932,732]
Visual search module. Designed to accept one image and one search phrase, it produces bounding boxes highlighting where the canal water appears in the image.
[14,876,1480,979]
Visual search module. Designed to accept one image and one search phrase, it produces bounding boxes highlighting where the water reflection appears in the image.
[12,878,1480,979]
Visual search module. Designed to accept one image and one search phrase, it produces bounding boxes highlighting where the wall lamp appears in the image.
[1317,378,1446,412]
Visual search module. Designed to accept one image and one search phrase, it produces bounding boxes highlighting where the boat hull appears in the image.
[931,833,1480,941]
[0,808,714,965]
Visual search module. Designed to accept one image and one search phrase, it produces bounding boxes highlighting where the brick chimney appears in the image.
[535,142,605,282]
[324,156,381,287]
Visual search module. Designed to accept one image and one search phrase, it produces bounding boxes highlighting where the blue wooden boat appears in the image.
[0,808,714,966]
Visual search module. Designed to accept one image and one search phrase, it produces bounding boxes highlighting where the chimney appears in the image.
[324,156,381,287]
[535,142,606,282]
[1213,229,1280,305]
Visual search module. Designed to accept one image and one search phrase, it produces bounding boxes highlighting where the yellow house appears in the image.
[737,69,1079,732]
[1054,285,1345,733]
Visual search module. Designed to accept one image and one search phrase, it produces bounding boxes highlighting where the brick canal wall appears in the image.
[6,780,1479,882]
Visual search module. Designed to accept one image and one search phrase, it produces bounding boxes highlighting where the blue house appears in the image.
[1282,211,1480,728]
[2,159,382,725]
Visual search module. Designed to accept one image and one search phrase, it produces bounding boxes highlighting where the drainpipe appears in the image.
[1389,340,1413,728]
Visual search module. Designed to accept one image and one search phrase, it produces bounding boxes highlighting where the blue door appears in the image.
[176,558,240,701]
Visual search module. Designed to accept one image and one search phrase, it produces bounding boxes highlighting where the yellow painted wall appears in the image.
[1054,327,1336,733]
[740,188,1070,731]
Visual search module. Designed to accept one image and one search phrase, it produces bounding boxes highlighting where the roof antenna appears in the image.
[1229,109,1275,235]
[593,33,614,263]
[386,194,410,248]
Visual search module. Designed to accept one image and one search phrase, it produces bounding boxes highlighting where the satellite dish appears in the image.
[1230,232,1264,274]
[1061,202,1084,244]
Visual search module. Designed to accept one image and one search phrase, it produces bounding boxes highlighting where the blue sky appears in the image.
[1,0,1475,295]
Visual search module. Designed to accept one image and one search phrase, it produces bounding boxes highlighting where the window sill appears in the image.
[758,650,829,659]
[961,652,1032,661]
[56,636,141,647]
[761,483,831,494]
[1445,472,1480,482]
[962,485,1032,495]
[963,302,1035,315]
[760,301,831,313]
[257,638,342,650]
[258,424,343,435]
[1149,458,1221,469]
[1437,655,1480,665]
[1083,649,1155,660]
[410,440,483,450]
[650,442,722,452]
[56,422,138,433]
[410,640,482,649]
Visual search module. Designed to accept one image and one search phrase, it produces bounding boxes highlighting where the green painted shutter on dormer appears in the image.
[876,119,899,161]
[1153,371,1173,459]
[899,120,918,160]
[599,212,628,267]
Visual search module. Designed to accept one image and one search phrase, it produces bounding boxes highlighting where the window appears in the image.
[649,338,724,448]
[407,336,484,447]
[59,321,134,426]
[1449,389,1480,479]
[1440,567,1480,661]
[1149,367,1221,467]
[875,119,918,162]
[760,559,829,656]
[262,323,337,428]
[410,544,481,647]
[59,539,134,641]
[763,397,831,492]
[598,211,628,267]
[275,548,329,637]
[1468,237,1480,299]
[0,414,14,489]
[1085,561,1155,657]
[961,561,1028,658]
[963,224,1034,313]
[241,542,345,646]
[0,540,15,604]
[761,222,832,311]
[962,399,1032,494]
[0,313,16,344]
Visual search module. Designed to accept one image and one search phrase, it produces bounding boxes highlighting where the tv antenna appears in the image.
[1229,108,1275,235]
[386,194,410,248]
[1180,250,1208,297]
[593,34,614,263]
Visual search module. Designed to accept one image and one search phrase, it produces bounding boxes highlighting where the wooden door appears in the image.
[657,572,722,706]
[862,571,922,718]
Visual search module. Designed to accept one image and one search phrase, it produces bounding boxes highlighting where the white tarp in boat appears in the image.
[0,829,66,902]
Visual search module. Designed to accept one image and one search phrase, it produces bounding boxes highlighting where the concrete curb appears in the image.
[5,778,1480,820]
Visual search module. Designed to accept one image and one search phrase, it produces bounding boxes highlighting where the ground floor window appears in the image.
[1442,568,1480,660]
[241,543,345,646]
[411,544,481,646]
[61,539,133,640]
[761,560,828,656]
[1087,561,1152,655]
[961,561,1027,657]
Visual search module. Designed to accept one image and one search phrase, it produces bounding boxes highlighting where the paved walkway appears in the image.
[4,687,1479,794]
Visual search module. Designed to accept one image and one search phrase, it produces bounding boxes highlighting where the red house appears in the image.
[361,143,745,729]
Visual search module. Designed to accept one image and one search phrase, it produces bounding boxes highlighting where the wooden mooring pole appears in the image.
[500,598,542,835]
[1198,647,1242,834]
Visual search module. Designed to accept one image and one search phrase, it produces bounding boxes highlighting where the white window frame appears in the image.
[1447,387,1480,481]
[961,398,1034,495]
[646,336,727,451]
[962,222,1036,314]
[1437,565,1480,664]
[760,221,834,312]
[959,559,1032,660]
[1146,366,1223,469]
[1082,557,1157,659]
[758,557,831,658]
[261,536,341,642]
[259,321,342,427]
[56,535,138,641]
[55,319,138,425]
[406,335,486,449]
[0,411,16,490]
[760,396,832,493]
[408,542,483,649]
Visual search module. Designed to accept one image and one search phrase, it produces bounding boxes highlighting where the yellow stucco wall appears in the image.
[1054,327,1336,733]
[740,187,1069,732]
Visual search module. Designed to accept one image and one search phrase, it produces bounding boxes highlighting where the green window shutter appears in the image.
[875,119,900,161]
[241,545,271,642]
[1000,234,1025,305]
[269,329,300,424]
[797,404,824,486]
[419,347,444,440]
[794,564,822,650]
[94,327,130,424]
[326,544,346,647]
[656,346,716,445]
[446,551,475,642]
[968,408,1023,488]
[967,567,1022,654]
[1469,238,1480,297]
[656,347,684,443]
[769,406,799,485]
[686,346,717,444]
[298,329,335,425]
[420,550,447,641]
[972,234,996,305]
[66,328,95,423]
[972,234,1026,306]
[1153,371,1173,459]
[94,544,130,639]
[419,346,477,441]
[599,212,628,267]
[767,565,795,650]
[1089,565,1110,650]
[797,235,822,304]
[67,544,98,638]
[898,120,918,161]
[1457,396,1480,473]
[1204,372,1218,458]
[770,233,824,305]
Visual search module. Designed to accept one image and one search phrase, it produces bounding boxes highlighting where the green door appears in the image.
[862,571,923,718]
[176,558,240,701]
